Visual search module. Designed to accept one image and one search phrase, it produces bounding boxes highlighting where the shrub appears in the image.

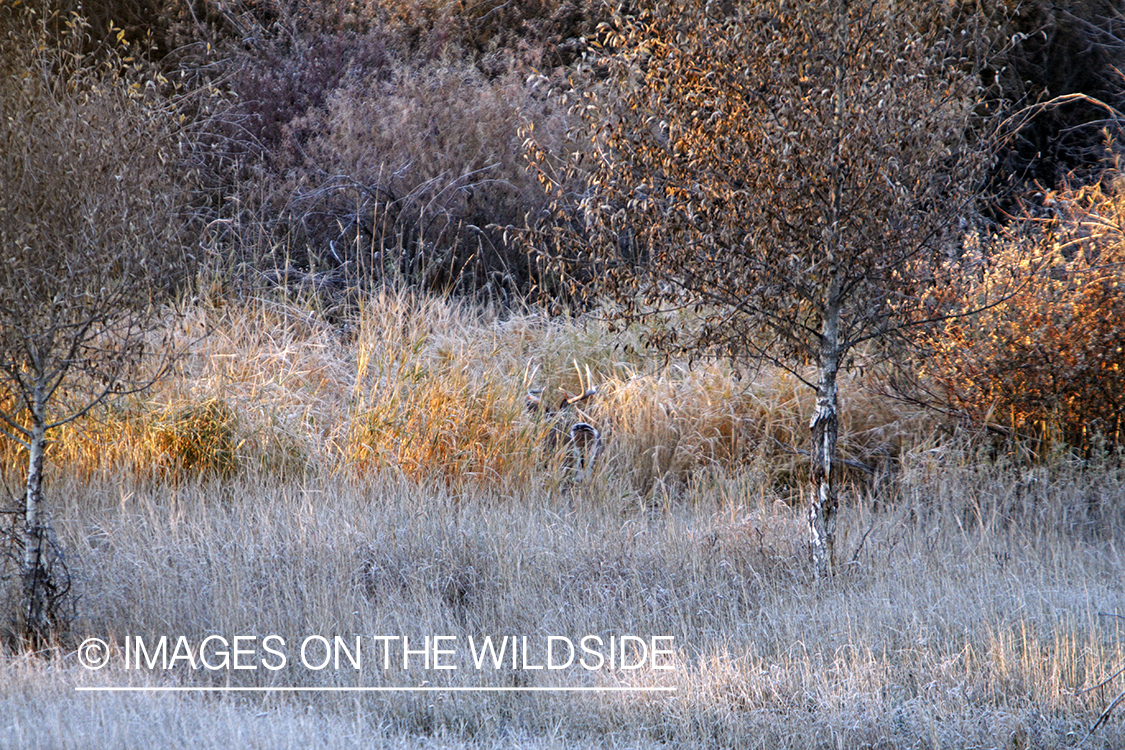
[220,54,574,303]
[925,169,1125,454]
[143,0,595,302]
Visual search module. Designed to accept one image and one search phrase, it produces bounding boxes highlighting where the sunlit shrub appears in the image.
[926,172,1125,453]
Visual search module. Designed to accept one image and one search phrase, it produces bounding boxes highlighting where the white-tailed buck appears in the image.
[526,365,603,482]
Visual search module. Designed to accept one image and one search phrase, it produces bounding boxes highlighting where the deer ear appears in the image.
[526,389,544,412]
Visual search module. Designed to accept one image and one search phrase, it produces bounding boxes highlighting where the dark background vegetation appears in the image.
[3,0,1125,451]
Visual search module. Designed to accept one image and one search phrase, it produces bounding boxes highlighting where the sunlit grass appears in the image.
[6,291,927,498]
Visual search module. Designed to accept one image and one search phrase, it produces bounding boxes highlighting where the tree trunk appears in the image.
[809,287,842,580]
[808,0,847,580]
[21,387,52,646]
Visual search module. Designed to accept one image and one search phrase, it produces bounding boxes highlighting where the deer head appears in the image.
[526,363,603,482]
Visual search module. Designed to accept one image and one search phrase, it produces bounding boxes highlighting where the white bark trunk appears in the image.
[809,1,847,580]
[21,385,51,643]
[809,284,842,580]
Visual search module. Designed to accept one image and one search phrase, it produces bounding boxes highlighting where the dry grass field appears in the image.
[2,292,1124,749]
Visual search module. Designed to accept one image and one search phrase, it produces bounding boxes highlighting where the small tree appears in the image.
[0,16,191,645]
[527,0,1003,576]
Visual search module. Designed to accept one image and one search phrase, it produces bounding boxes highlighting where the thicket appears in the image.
[13,0,607,304]
[19,1,1120,294]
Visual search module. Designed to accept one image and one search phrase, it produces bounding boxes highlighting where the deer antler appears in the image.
[560,362,597,407]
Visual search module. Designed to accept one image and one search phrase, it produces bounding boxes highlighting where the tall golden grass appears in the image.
[5,291,924,499]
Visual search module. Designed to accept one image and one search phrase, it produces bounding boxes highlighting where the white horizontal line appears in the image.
[75,685,677,693]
